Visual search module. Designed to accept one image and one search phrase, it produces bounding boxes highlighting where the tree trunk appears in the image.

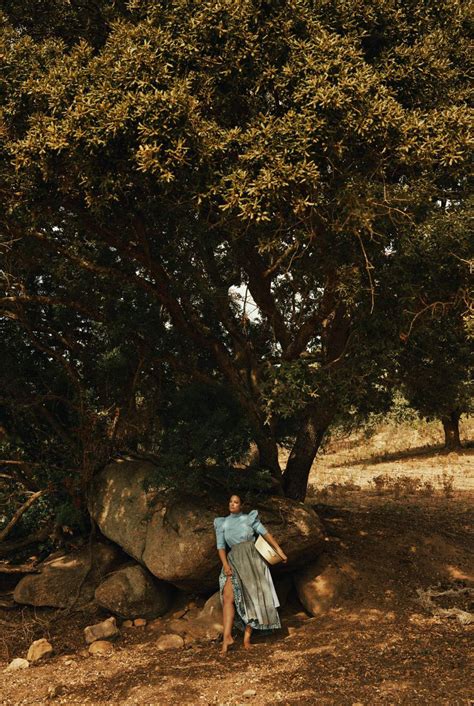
[282,408,328,501]
[441,412,461,450]
[254,434,284,493]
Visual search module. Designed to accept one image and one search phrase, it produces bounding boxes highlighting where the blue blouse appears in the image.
[214,510,268,550]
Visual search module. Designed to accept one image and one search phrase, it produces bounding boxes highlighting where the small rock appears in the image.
[5,658,29,672]
[147,618,164,632]
[78,649,90,658]
[183,633,197,648]
[133,617,147,627]
[243,689,257,698]
[84,616,118,644]
[172,609,186,619]
[27,638,54,663]
[122,620,133,628]
[47,685,64,699]
[294,611,310,621]
[187,601,197,610]
[156,633,184,651]
[88,640,114,656]
[167,619,187,635]
[183,608,200,621]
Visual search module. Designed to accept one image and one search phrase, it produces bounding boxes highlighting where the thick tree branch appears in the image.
[0,295,105,322]
[231,240,291,350]
[0,490,47,542]
[0,525,53,557]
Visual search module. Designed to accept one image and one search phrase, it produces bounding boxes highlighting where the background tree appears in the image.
[395,203,473,449]
[1,0,471,505]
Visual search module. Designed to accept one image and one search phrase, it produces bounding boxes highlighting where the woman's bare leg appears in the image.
[221,578,235,654]
[243,624,252,649]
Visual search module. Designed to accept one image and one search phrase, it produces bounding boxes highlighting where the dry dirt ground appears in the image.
[1,421,473,706]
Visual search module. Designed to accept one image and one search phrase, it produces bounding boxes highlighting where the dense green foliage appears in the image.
[1,0,471,532]
[395,203,473,445]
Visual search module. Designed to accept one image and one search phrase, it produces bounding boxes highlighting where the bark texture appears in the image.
[282,408,328,501]
[441,412,461,450]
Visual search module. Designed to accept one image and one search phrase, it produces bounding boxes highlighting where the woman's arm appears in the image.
[218,547,233,576]
[263,532,288,563]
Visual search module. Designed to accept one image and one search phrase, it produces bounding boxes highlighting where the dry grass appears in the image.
[279,416,474,494]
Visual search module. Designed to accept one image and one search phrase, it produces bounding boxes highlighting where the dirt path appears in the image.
[2,491,473,705]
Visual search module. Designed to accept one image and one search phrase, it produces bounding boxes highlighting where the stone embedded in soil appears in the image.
[122,620,133,628]
[47,685,65,699]
[5,658,30,672]
[183,633,197,648]
[156,633,184,650]
[84,616,119,644]
[172,609,187,619]
[26,638,53,663]
[88,640,114,656]
[133,617,147,627]
[147,618,164,632]
[243,689,257,697]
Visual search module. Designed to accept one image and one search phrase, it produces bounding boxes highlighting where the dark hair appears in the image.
[229,493,242,503]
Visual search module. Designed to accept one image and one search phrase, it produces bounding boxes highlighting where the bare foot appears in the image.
[243,625,252,649]
[221,637,235,655]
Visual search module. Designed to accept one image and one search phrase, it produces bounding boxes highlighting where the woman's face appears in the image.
[228,495,242,514]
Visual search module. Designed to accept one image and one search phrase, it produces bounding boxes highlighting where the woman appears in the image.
[214,494,288,654]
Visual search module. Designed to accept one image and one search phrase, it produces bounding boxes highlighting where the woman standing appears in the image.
[214,494,288,654]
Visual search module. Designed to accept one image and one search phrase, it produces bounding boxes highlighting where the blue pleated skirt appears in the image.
[219,540,281,632]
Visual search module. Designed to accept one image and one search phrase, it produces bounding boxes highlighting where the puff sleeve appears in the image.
[214,517,226,550]
[248,509,267,536]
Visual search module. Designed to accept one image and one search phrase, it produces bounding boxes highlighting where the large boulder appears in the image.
[13,542,123,608]
[89,458,326,590]
[294,552,358,616]
[94,564,173,619]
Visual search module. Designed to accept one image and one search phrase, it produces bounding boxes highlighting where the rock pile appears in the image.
[88,458,326,590]
[5,459,340,669]
[13,542,123,608]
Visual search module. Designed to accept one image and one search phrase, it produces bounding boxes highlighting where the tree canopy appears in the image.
[1,0,471,507]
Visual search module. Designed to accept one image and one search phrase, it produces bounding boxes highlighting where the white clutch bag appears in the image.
[255,535,282,565]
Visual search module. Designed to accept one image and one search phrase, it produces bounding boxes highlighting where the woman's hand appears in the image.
[224,563,233,577]
[263,532,288,564]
